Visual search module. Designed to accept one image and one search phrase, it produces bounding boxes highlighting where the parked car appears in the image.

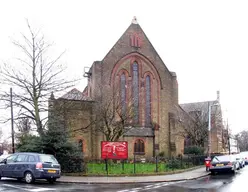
[240,151,248,165]
[209,155,239,174]
[0,152,61,184]
[235,154,245,169]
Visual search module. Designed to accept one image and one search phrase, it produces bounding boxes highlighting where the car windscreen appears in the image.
[212,156,231,163]
[0,155,9,162]
[39,154,58,164]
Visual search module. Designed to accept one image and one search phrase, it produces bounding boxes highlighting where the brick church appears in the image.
[48,17,188,159]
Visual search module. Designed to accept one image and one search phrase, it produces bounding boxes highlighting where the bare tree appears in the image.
[92,86,136,141]
[0,20,76,136]
[0,128,2,141]
[67,82,139,142]
[236,130,248,152]
[16,118,31,133]
[14,118,32,141]
[176,102,222,147]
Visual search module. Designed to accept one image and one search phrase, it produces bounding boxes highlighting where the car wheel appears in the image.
[47,178,56,184]
[24,171,35,184]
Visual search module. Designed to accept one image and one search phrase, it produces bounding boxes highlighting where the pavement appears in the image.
[58,166,210,184]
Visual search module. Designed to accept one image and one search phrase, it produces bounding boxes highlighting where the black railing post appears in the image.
[187,155,189,168]
[180,155,183,169]
[155,156,158,172]
[105,159,108,176]
[122,160,125,172]
[134,154,136,174]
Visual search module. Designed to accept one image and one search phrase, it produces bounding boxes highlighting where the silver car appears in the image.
[235,154,245,169]
[240,151,248,165]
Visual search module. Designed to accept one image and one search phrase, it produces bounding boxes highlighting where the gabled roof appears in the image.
[180,100,221,123]
[59,88,92,101]
[180,100,217,113]
[100,17,172,76]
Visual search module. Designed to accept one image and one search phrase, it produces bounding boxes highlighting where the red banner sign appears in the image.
[101,141,128,159]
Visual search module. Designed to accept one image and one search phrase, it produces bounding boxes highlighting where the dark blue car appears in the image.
[0,152,61,184]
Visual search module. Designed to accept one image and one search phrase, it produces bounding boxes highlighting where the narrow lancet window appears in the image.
[145,75,151,126]
[132,62,139,123]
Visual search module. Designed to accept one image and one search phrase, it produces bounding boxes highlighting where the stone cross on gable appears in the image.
[132,16,138,24]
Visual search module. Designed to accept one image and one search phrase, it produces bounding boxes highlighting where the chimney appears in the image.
[217,90,220,103]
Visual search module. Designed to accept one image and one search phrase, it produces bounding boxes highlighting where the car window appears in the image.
[211,157,220,163]
[39,154,58,164]
[16,154,28,162]
[28,155,36,162]
[212,156,230,163]
[6,155,18,163]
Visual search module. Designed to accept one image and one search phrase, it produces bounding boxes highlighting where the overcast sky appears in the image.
[0,0,248,138]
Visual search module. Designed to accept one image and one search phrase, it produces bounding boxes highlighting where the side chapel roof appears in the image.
[59,88,92,101]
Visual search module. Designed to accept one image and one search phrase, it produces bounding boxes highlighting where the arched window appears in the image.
[132,62,139,124]
[134,139,145,154]
[145,75,151,126]
[78,139,83,152]
[120,73,126,115]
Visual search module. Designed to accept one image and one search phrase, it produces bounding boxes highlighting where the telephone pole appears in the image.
[10,88,15,153]
[227,119,230,155]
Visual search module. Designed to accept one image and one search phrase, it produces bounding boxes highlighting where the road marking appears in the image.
[29,188,56,192]
[144,184,154,188]
[3,184,30,191]
[117,181,187,192]
[2,184,55,192]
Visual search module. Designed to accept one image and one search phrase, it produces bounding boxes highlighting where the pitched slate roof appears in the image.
[59,88,92,101]
[124,127,154,137]
[180,100,220,122]
[180,101,217,113]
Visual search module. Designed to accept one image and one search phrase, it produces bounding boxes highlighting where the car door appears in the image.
[13,154,28,178]
[1,154,18,177]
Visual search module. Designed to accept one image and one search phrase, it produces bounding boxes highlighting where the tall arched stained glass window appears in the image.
[120,73,126,115]
[132,62,139,124]
[145,75,151,126]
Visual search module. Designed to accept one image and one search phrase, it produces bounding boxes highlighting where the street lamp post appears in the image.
[208,103,219,157]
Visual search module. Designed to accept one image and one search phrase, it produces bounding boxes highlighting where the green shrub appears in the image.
[166,158,182,169]
[158,151,165,157]
[184,146,204,155]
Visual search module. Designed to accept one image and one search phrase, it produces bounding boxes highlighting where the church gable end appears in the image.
[57,17,182,159]
[101,17,174,90]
